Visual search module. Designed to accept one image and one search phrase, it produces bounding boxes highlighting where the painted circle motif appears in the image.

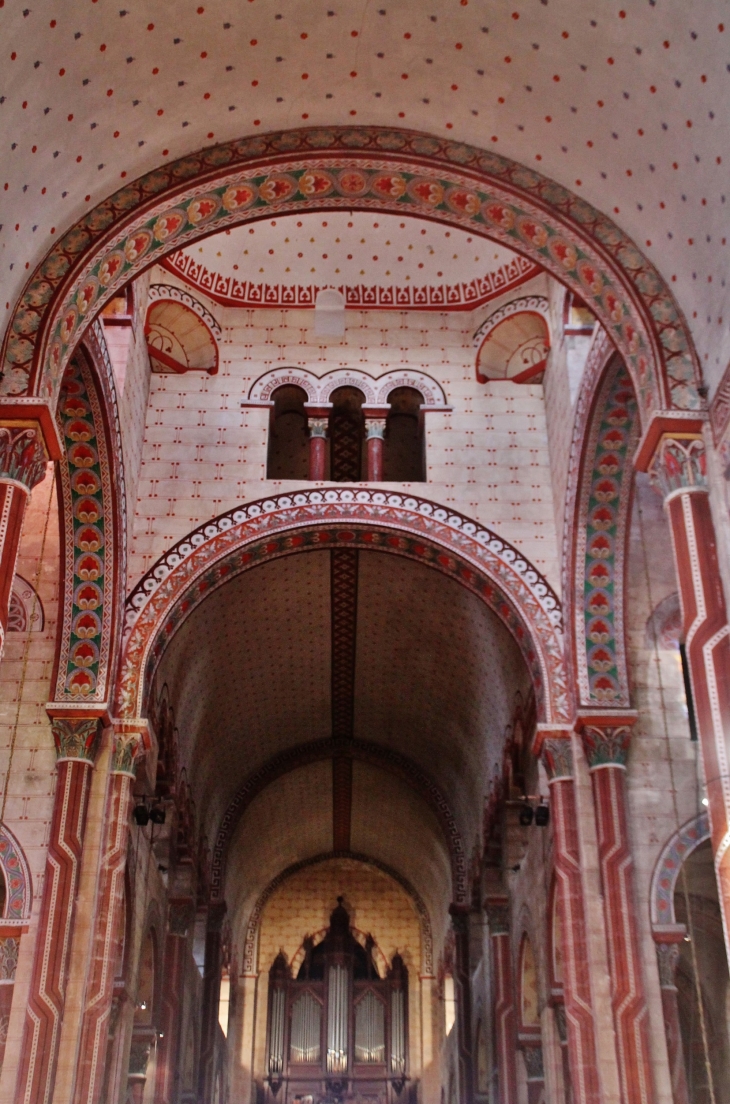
[298,169,335,197]
[258,173,298,203]
[98,251,126,287]
[370,173,407,199]
[407,178,445,207]
[123,229,153,264]
[186,194,221,226]
[153,209,187,242]
[221,183,258,211]
[336,170,370,197]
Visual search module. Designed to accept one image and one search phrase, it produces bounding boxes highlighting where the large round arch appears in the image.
[115,489,567,725]
[2,126,700,428]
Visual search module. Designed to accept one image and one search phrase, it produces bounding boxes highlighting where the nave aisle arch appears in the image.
[115,489,567,726]
[1,126,701,429]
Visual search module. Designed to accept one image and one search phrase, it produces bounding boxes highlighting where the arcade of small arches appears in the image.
[0,105,728,1104]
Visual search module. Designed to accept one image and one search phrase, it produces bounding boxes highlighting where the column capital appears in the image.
[484,897,510,934]
[365,418,387,441]
[654,942,681,990]
[649,433,707,502]
[539,735,574,782]
[0,401,63,461]
[0,425,50,492]
[634,410,706,472]
[110,719,152,777]
[307,417,329,438]
[50,716,102,764]
[576,711,637,769]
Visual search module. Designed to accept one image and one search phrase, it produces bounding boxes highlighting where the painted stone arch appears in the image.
[1,127,700,419]
[563,330,641,708]
[145,287,220,376]
[650,812,711,930]
[0,823,32,921]
[116,489,567,726]
[242,852,434,977]
[210,734,467,905]
[50,325,126,706]
[248,366,448,408]
[473,296,551,385]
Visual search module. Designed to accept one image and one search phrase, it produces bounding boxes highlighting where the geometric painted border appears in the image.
[650,812,710,928]
[0,823,32,922]
[1,127,700,420]
[241,851,434,977]
[116,489,568,724]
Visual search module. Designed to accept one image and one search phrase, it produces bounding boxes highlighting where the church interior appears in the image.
[0,3,729,1104]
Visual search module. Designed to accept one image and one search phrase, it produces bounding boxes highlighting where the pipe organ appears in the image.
[266,899,409,1104]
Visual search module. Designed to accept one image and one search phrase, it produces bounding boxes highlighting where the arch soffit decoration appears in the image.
[116,489,566,728]
[49,323,126,707]
[563,329,641,709]
[247,366,449,408]
[242,851,434,978]
[213,735,467,906]
[147,284,223,340]
[472,295,550,354]
[650,812,711,930]
[144,290,220,376]
[1,126,700,424]
[0,823,32,923]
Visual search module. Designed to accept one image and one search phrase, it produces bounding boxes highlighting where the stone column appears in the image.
[197,902,227,1104]
[14,716,103,1104]
[485,899,518,1104]
[154,900,194,1104]
[520,1042,546,1104]
[577,714,655,1104]
[364,419,386,481]
[449,904,474,1104]
[72,721,150,1104]
[0,425,50,651]
[653,934,689,1104]
[648,432,730,957]
[304,403,332,482]
[538,735,602,1104]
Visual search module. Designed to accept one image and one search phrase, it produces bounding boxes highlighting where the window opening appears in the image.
[267,385,310,480]
[383,388,425,482]
[330,387,365,482]
[563,290,596,336]
[679,643,699,741]
[443,975,456,1036]
[218,966,231,1037]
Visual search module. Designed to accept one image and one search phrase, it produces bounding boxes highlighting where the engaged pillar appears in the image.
[538,733,602,1104]
[304,403,332,481]
[577,713,655,1104]
[485,898,518,1104]
[363,405,390,482]
[647,431,730,959]
[654,932,690,1104]
[72,721,150,1104]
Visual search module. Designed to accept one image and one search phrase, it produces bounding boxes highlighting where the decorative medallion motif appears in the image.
[650,812,710,927]
[576,363,640,705]
[1,128,700,416]
[55,356,114,701]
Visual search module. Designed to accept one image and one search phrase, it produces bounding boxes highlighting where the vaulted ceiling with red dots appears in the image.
[1,0,728,389]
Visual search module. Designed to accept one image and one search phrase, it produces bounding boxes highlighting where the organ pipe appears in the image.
[268,987,286,1076]
[326,964,349,1073]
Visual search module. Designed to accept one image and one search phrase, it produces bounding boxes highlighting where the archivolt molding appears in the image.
[213,736,465,906]
[247,366,449,408]
[0,823,32,923]
[147,283,223,340]
[242,851,434,977]
[116,490,566,726]
[650,812,710,929]
[472,295,550,351]
[1,126,700,420]
[50,328,126,706]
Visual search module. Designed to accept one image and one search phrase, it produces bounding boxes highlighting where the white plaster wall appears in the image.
[127,274,560,596]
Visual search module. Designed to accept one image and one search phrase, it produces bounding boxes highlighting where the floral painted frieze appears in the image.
[576,364,640,705]
[54,356,114,701]
[1,127,699,416]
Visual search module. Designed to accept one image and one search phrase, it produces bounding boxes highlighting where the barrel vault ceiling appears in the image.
[1,0,728,388]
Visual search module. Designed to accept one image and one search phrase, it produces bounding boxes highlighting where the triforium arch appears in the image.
[242,852,434,979]
[210,736,467,906]
[116,488,567,725]
[1,126,701,431]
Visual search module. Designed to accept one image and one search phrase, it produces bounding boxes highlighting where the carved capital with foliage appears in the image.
[581,724,633,769]
[655,942,681,989]
[51,717,102,763]
[649,433,707,500]
[365,418,387,441]
[110,720,150,777]
[0,425,48,491]
[541,738,573,782]
[308,418,328,439]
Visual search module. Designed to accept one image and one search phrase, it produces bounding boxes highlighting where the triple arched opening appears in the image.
[267,384,425,482]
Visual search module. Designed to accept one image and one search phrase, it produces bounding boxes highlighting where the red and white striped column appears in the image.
[14,716,103,1104]
[649,433,730,959]
[577,715,655,1104]
[154,900,194,1104]
[363,406,390,482]
[72,721,150,1104]
[538,733,602,1104]
[485,898,518,1104]
[0,425,50,652]
[653,935,689,1104]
